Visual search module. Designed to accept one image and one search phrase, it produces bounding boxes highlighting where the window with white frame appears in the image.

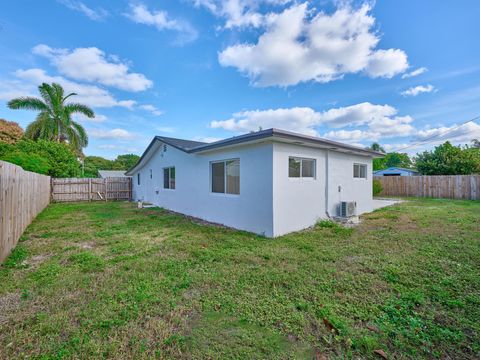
[163,167,175,189]
[353,163,367,179]
[137,173,140,185]
[211,159,240,195]
[288,157,316,178]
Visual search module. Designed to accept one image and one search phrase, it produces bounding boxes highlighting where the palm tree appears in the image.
[7,82,94,152]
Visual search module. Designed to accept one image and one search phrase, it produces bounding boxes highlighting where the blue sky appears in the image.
[1,0,479,158]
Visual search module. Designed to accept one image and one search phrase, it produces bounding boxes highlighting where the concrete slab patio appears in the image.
[372,198,404,210]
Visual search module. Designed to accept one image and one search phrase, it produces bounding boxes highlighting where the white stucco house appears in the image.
[126,128,384,237]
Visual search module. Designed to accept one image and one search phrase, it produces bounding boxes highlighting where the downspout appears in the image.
[325,149,331,218]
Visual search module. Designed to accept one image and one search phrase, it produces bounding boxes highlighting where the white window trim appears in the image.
[288,156,317,179]
[210,158,240,196]
[163,166,176,190]
[353,163,368,179]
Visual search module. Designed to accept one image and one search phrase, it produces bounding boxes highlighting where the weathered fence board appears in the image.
[374,175,480,200]
[52,177,132,202]
[0,161,51,262]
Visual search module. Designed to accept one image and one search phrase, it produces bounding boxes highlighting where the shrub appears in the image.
[2,151,50,174]
[0,139,81,177]
[373,179,383,196]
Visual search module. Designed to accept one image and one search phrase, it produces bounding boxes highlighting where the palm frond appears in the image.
[7,97,48,111]
[51,83,65,100]
[25,112,56,141]
[62,92,78,102]
[71,121,88,147]
[40,83,64,118]
[64,103,95,118]
[38,83,55,110]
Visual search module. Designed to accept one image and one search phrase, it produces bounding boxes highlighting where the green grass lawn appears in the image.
[0,199,479,359]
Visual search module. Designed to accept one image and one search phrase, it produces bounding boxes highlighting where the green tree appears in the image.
[83,156,114,177]
[383,152,412,168]
[7,82,93,152]
[415,141,480,175]
[113,154,140,170]
[82,154,140,177]
[368,142,386,153]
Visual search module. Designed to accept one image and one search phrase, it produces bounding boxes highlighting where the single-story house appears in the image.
[126,128,384,237]
[374,167,419,177]
[98,170,129,178]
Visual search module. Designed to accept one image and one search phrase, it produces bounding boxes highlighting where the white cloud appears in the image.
[57,0,108,21]
[401,84,435,97]
[90,128,136,140]
[74,114,107,123]
[365,49,409,78]
[211,107,321,136]
[193,136,224,143]
[156,126,176,133]
[211,102,415,141]
[0,79,36,101]
[402,67,428,79]
[97,144,141,153]
[4,68,136,108]
[125,3,198,44]
[218,3,408,87]
[139,104,164,116]
[192,0,290,29]
[415,122,480,143]
[33,44,152,92]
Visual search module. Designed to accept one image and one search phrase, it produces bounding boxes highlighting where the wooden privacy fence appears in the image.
[51,177,132,202]
[375,175,480,200]
[0,161,51,262]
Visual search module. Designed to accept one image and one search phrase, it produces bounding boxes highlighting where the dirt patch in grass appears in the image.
[0,292,21,324]
[21,254,51,269]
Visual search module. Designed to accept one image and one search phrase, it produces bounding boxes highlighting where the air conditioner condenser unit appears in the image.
[339,201,357,217]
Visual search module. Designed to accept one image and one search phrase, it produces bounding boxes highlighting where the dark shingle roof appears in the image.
[155,136,206,151]
[188,128,384,156]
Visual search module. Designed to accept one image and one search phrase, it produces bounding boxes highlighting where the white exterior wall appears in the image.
[132,142,274,237]
[272,142,327,236]
[272,142,373,237]
[326,151,373,216]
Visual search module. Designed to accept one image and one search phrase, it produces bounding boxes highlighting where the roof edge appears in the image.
[126,128,385,175]
[189,128,384,157]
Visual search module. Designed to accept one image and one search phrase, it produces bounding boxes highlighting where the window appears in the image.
[211,159,240,195]
[149,169,152,179]
[137,173,140,185]
[288,157,316,178]
[353,163,367,179]
[163,167,175,189]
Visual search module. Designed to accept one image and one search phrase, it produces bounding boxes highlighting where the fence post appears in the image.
[88,178,92,201]
[104,178,108,202]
